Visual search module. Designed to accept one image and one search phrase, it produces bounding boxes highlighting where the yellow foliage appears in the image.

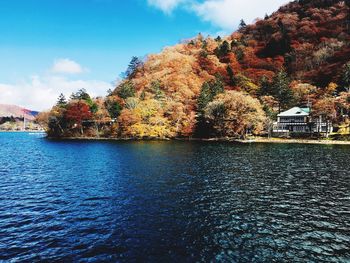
[119,98,175,138]
[325,82,338,97]
[205,91,266,137]
[236,74,259,95]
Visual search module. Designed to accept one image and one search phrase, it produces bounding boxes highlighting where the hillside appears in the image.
[0,104,38,121]
[44,0,350,139]
[0,104,41,131]
[243,0,350,86]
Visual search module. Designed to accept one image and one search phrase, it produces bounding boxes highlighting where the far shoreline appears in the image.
[0,130,45,133]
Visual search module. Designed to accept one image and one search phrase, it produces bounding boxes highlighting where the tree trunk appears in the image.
[58,123,64,134]
[95,123,100,138]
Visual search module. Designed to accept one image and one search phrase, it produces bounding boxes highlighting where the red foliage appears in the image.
[65,101,92,127]
[239,0,350,87]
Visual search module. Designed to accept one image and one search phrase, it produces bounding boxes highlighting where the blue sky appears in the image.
[0,0,288,110]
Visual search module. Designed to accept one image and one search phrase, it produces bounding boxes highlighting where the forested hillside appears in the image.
[43,0,350,139]
[0,104,40,131]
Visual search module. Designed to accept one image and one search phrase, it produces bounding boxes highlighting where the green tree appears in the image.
[257,76,272,96]
[116,81,136,99]
[341,62,350,92]
[107,89,113,96]
[56,93,67,107]
[226,65,237,86]
[198,75,225,112]
[201,39,208,50]
[70,88,91,101]
[110,102,122,119]
[69,88,98,113]
[140,90,146,101]
[345,0,350,30]
[215,36,222,42]
[277,20,291,54]
[124,56,143,79]
[234,47,245,62]
[90,103,99,114]
[216,40,231,58]
[239,19,247,30]
[150,80,165,100]
[106,100,122,119]
[271,70,294,112]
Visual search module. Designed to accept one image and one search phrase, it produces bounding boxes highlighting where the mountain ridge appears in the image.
[0,104,39,121]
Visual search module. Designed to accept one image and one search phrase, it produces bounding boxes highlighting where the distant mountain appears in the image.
[0,104,39,121]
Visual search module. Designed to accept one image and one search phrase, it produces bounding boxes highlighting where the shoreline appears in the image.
[45,136,350,145]
[0,130,45,133]
[248,137,350,145]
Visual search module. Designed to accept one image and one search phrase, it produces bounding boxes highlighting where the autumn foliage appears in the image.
[45,0,350,139]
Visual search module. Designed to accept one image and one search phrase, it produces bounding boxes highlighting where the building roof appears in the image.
[278,107,310,117]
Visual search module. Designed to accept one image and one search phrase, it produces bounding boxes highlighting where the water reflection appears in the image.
[0,133,349,262]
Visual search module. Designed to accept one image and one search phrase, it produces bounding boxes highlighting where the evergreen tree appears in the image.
[234,47,245,62]
[70,89,91,101]
[150,80,165,100]
[124,56,143,79]
[341,62,350,92]
[106,89,113,96]
[108,102,122,119]
[216,40,231,58]
[140,90,146,101]
[188,40,195,46]
[202,39,208,50]
[56,93,67,107]
[239,19,247,30]
[271,71,294,112]
[257,76,272,96]
[345,0,350,30]
[90,103,98,114]
[69,88,98,113]
[116,81,136,99]
[231,39,238,48]
[70,88,100,114]
[215,36,222,42]
[198,75,225,112]
[277,20,291,54]
[226,65,237,86]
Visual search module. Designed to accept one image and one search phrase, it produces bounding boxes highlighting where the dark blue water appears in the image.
[0,132,349,262]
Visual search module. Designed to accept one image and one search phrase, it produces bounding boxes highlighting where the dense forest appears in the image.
[40,0,350,139]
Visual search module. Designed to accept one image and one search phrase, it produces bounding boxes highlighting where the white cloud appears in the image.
[0,75,112,111]
[192,0,289,30]
[148,0,289,30]
[51,58,86,74]
[147,0,187,13]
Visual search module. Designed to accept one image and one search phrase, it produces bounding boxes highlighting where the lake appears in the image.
[0,132,349,262]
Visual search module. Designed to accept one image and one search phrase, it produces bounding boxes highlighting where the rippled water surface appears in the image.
[0,132,349,262]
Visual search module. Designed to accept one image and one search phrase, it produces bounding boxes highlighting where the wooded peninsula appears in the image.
[37,0,350,141]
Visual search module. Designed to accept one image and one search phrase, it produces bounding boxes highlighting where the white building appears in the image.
[273,107,333,135]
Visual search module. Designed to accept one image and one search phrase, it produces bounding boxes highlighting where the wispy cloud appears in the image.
[148,0,289,30]
[51,58,86,74]
[147,0,188,13]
